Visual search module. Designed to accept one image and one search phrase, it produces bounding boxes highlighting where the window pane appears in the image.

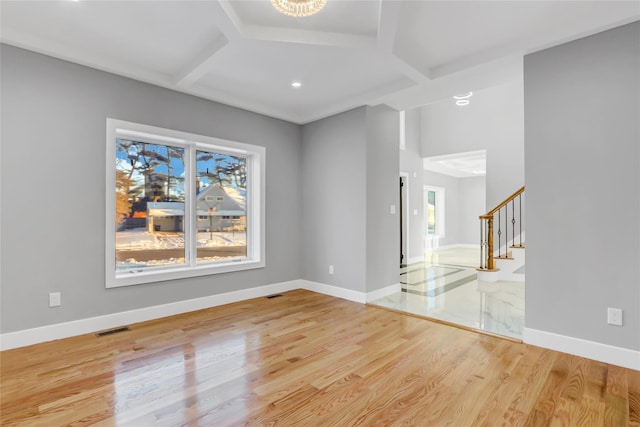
[115,139,185,270]
[427,190,436,235]
[195,151,247,263]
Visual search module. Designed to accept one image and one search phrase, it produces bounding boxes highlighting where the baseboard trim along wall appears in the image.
[407,256,423,265]
[299,280,367,304]
[0,280,301,351]
[424,243,478,252]
[366,282,401,302]
[523,327,640,371]
[7,284,639,371]
[0,279,400,351]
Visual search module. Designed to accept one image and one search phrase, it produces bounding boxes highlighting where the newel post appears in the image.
[486,216,495,270]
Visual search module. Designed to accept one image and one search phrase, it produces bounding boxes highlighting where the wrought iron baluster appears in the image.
[487,217,494,270]
[505,205,508,252]
[511,200,516,248]
[497,210,502,257]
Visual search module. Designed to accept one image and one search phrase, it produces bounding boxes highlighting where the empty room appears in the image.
[1,1,639,425]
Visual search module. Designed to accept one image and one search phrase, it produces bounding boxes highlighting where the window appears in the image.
[424,185,445,237]
[106,119,265,288]
[426,190,437,235]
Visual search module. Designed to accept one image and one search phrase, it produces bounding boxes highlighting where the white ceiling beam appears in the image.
[240,26,375,49]
[173,1,243,88]
[379,55,523,111]
[376,0,401,54]
[384,54,432,86]
[376,1,431,86]
[173,34,229,88]
[212,1,245,43]
[301,77,415,124]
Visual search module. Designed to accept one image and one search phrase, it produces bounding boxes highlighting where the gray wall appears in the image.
[422,171,486,249]
[400,109,426,261]
[458,177,486,245]
[301,106,400,293]
[0,45,303,333]
[423,170,461,248]
[524,21,640,351]
[301,108,368,292]
[365,105,400,292]
[420,81,524,208]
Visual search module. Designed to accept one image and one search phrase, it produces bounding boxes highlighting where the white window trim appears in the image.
[424,185,445,238]
[106,118,265,288]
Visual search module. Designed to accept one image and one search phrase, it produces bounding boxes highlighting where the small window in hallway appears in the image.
[424,186,445,237]
[427,190,437,235]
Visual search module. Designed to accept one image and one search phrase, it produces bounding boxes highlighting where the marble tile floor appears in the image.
[371,247,525,340]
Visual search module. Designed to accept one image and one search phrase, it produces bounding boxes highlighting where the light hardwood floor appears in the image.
[1,289,638,426]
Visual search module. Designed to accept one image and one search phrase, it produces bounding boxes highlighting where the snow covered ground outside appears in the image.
[116,228,246,249]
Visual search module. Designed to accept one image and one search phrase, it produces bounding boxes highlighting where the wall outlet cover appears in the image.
[607,307,623,326]
[49,292,61,307]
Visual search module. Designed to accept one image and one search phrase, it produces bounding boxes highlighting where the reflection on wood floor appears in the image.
[370,247,525,340]
[2,290,638,426]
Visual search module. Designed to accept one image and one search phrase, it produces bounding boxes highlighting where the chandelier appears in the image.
[271,0,327,17]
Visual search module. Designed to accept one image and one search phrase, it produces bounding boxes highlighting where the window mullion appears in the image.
[186,145,196,267]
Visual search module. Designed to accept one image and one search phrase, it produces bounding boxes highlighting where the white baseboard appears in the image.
[407,256,423,265]
[425,243,478,252]
[0,279,420,351]
[523,327,640,371]
[0,280,301,351]
[454,243,480,249]
[366,282,401,302]
[0,279,387,351]
[299,279,367,304]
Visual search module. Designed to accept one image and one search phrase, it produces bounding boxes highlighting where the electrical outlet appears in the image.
[607,307,622,326]
[49,292,61,307]
[329,265,334,275]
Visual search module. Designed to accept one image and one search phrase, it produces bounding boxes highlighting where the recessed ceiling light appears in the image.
[291,81,302,89]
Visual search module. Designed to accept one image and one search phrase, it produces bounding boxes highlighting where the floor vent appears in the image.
[96,326,131,337]
[266,294,284,299]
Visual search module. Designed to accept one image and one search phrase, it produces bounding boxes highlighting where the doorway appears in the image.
[399,174,408,267]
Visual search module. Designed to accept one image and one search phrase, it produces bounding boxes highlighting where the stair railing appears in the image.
[478,186,525,271]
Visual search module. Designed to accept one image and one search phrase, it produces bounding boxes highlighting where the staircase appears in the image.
[476,186,525,282]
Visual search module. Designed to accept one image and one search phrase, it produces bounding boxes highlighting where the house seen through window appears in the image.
[107,119,264,287]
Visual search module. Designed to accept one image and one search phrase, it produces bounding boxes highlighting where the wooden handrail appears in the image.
[483,186,525,216]
[478,185,525,272]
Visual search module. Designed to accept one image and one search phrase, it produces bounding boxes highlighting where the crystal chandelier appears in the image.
[271,0,327,17]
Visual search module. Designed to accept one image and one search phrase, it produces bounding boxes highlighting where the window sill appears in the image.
[106,258,265,288]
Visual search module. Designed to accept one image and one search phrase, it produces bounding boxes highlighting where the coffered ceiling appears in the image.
[1,1,638,124]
